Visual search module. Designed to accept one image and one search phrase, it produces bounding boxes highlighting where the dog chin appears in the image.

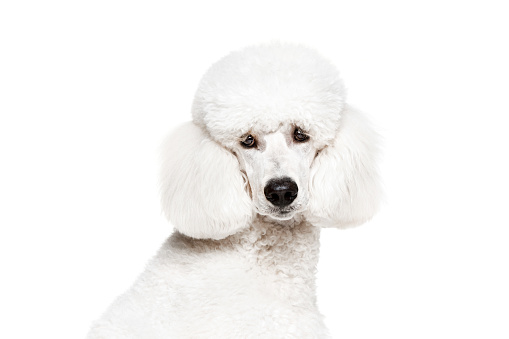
[269,211,296,221]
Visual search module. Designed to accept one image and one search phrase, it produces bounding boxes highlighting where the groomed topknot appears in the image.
[191,42,346,149]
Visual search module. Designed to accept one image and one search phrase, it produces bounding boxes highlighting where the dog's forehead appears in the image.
[191,43,345,148]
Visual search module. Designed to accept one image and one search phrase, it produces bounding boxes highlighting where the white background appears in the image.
[1,1,508,338]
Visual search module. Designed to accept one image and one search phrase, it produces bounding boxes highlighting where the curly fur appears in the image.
[87,43,381,338]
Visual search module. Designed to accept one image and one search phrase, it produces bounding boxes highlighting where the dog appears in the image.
[87,42,381,338]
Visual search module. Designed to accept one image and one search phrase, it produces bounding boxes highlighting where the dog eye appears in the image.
[294,127,309,142]
[241,134,256,148]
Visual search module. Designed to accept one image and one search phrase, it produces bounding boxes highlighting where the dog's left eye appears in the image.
[241,134,256,148]
[294,127,309,142]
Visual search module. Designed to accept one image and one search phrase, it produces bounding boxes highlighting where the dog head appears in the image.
[160,43,381,239]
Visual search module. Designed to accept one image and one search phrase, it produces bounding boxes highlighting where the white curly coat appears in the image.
[87,43,381,338]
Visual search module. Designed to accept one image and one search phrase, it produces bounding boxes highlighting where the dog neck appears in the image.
[170,214,321,304]
[231,214,321,266]
[239,214,321,271]
[229,214,322,304]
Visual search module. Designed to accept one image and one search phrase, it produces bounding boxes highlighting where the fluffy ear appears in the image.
[159,122,252,239]
[306,105,382,228]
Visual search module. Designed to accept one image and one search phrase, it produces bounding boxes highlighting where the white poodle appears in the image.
[87,43,381,338]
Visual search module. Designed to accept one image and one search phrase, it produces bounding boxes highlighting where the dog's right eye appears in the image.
[241,135,256,148]
[294,127,309,142]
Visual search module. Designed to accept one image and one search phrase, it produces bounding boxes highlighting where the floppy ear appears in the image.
[159,122,252,239]
[306,105,382,228]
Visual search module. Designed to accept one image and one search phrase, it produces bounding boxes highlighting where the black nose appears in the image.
[264,178,298,207]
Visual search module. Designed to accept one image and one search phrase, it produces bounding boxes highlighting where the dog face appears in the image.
[160,43,381,239]
[233,125,317,220]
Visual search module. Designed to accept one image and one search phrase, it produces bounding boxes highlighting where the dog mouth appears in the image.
[256,204,303,220]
